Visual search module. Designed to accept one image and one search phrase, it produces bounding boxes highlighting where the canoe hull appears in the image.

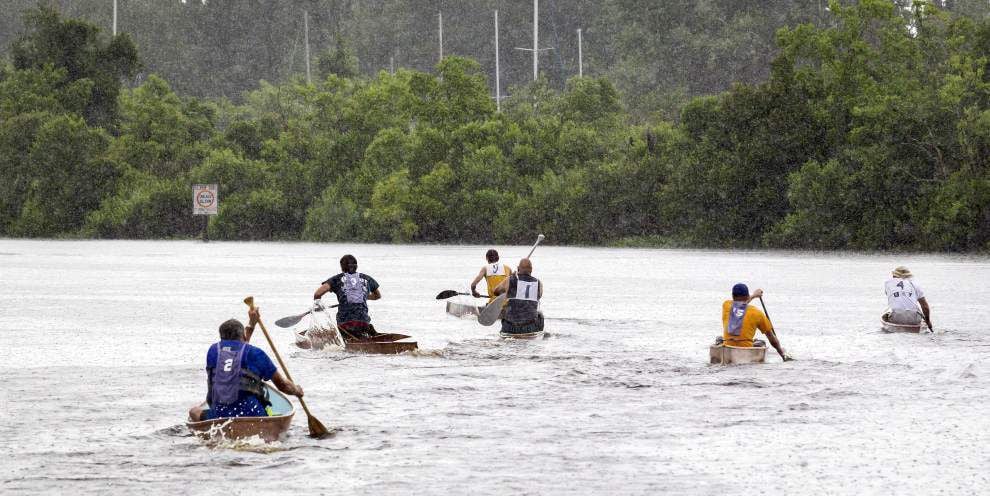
[709,344,767,365]
[446,301,483,318]
[296,327,417,353]
[499,330,544,340]
[186,384,295,443]
[881,314,923,333]
[345,341,418,354]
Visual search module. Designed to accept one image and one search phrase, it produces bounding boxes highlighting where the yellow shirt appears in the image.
[484,262,511,302]
[721,300,773,347]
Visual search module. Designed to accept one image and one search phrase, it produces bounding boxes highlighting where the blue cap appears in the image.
[731,283,749,297]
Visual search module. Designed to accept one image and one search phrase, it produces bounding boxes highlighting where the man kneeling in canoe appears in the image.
[493,258,543,335]
[721,283,792,361]
[188,308,304,421]
[313,254,381,340]
[884,266,933,329]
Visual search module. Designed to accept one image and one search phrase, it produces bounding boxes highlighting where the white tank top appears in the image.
[486,262,506,277]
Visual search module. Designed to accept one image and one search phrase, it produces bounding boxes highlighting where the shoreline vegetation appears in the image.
[2,2,989,252]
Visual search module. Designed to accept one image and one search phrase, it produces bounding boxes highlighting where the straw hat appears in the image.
[892,266,913,278]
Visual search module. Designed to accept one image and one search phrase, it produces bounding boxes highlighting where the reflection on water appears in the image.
[1,240,989,494]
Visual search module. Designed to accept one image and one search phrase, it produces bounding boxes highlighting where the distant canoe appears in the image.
[186,384,294,443]
[880,313,923,333]
[709,344,767,365]
[446,301,483,318]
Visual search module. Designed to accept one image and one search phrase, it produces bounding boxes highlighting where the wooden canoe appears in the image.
[446,301,483,318]
[296,326,416,353]
[345,341,418,354]
[880,313,923,333]
[186,384,295,443]
[499,330,544,340]
[709,344,767,365]
[341,329,417,354]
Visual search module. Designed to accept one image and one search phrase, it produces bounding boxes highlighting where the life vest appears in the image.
[209,342,270,407]
[727,301,747,336]
[342,272,369,304]
[505,274,540,324]
[484,262,510,300]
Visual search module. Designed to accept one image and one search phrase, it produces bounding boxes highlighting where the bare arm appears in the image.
[747,288,764,304]
[493,277,510,296]
[765,329,790,361]
[538,280,543,299]
[244,307,260,342]
[369,288,382,300]
[314,282,331,300]
[470,267,486,297]
[272,370,304,397]
[919,297,933,330]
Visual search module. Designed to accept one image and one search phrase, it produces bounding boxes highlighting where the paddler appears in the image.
[313,254,381,340]
[884,266,933,329]
[721,283,792,361]
[493,258,543,335]
[188,307,304,421]
[471,249,513,303]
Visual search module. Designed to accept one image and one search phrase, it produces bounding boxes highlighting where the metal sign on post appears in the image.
[192,184,219,215]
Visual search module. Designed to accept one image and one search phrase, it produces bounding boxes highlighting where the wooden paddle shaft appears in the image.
[758,296,774,330]
[244,297,316,418]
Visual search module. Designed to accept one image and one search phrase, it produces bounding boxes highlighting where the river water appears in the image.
[1,240,988,495]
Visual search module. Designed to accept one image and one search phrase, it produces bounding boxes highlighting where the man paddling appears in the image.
[314,254,381,340]
[884,266,933,330]
[493,258,543,335]
[188,308,304,421]
[721,283,792,361]
[471,249,513,303]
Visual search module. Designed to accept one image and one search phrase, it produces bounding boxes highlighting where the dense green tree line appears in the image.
[2,2,989,250]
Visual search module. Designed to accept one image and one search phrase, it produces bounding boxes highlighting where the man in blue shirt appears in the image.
[188,307,304,421]
[313,254,381,340]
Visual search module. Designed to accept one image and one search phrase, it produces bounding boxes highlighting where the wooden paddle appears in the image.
[435,290,489,300]
[244,296,330,439]
[275,304,339,328]
[758,296,793,362]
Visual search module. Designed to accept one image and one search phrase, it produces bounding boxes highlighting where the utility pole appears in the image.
[112,0,117,36]
[390,55,395,75]
[304,10,312,84]
[438,11,444,62]
[494,10,501,112]
[532,0,538,80]
[577,28,583,77]
[515,0,553,81]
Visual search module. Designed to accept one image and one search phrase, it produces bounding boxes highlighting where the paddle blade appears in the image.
[275,312,307,328]
[435,290,460,300]
[307,414,331,439]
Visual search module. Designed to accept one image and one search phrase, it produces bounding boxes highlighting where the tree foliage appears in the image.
[2,3,990,252]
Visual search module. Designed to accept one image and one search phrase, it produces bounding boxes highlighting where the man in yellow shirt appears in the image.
[470,249,513,303]
[721,283,792,361]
